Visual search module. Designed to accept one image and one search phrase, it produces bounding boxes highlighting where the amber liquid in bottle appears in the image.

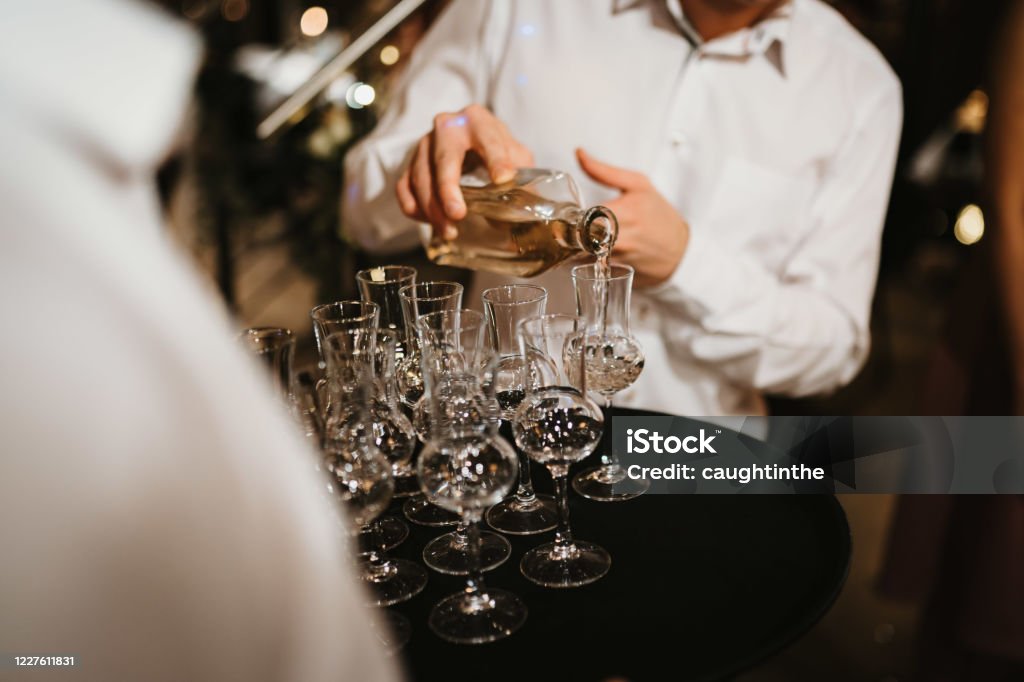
[423,171,617,277]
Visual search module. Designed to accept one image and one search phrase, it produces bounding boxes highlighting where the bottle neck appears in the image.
[562,205,618,257]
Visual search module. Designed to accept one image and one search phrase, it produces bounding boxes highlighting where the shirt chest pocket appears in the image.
[701,157,815,272]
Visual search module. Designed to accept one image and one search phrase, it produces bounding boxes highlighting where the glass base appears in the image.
[520,540,611,588]
[362,557,428,607]
[485,494,558,535]
[403,495,460,527]
[360,516,409,553]
[393,473,419,498]
[423,530,511,575]
[428,588,528,645]
[371,610,411,654]
[572,464,650,502]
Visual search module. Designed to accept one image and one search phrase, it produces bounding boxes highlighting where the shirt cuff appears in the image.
[643,228,718,317]
[643,227,776,329]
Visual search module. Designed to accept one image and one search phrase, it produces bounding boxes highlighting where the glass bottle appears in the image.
[423,168,618,277]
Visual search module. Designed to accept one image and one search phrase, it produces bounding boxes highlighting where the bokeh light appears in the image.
[953,204,984,245]
[300,6,329,37]
[345,82,376,109]
[221,0,248,22]
[380,45,400,66]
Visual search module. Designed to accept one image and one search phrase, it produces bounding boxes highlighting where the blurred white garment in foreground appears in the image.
[0,2,398,681]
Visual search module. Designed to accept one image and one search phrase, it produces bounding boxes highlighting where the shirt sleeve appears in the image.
[646,81,903,397]
[342,0,507,254]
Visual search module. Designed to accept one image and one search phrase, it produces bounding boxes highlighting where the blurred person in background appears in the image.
[0,2,398,681]
[879,3,1024,680]
[344,0,903,420]
[988,0,1024,416]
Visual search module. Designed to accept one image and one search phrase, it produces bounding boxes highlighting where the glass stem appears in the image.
[552,471,575,554]
[514,448,537,503]
[365,522,393,580]
[599,399,619,471]
[463,516,486,602]
[453,522,469,546]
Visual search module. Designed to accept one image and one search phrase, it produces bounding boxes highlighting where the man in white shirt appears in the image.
[0,2,398,680]
[344,0,903,418]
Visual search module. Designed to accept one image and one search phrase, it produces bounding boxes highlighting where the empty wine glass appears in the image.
[310,300,380,365]
[416,309,510,575]
[417,325,526,643]
[396,281,463,409]
[570,263,648,501]
[321,330,427,607]
[238,327,295,400]
[481,285,558,535]
[513,314,610,588]
[397,281,463,528]
[239,327,320,439]
[320,326,409,552]
[364,329,417,498]
[357,266,417,351]
[357,266,418,496]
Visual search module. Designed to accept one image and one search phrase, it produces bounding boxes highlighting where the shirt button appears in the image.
[671,130,687,146]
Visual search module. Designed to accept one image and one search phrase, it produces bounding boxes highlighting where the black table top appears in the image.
[390,410,851,682]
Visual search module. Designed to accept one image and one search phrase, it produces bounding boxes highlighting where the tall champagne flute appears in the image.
[364,329,417,509]
[321,329,427,607]
[311,301,407,550]
[481,285,558,535]
[357,266,419,496]
[570,263,648,501]
[417,318,526,644]
[513,314,610,588]
[310,300,379,368]
[237,327,295,401]
[396,281,463,409]
[397,281,464,527]
[238,327,322,444]
[416,309,511,574]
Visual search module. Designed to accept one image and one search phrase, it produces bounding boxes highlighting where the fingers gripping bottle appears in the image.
[423,169,618,277]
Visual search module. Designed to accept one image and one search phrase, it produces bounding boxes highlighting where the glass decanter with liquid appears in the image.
[423,168,618,277]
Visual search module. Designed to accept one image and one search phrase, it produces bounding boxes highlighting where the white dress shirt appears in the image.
[343,0,902,418]
[0,2,398,680]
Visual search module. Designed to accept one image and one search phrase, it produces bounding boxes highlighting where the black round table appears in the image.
[389,409,851,682]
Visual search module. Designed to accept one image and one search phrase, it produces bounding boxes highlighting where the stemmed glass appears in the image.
[396,281,463,409]
[321,329,427,608]
[363,329,417,518]
[416,309,512,574]
[513,314,611,588]
[238,327,322,443]
[397,281,464,527]
[310,300,380,367]
[417,312,527,644]
[481,286,559,535]
[570,263,648,501]
[310,300,407,550]
[237,327,295,400]
[357,266,419,496]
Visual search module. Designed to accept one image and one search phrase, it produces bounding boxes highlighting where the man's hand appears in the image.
[396,104,534,239]
[577,148,689,288]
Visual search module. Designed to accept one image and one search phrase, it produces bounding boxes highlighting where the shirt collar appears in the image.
[613,0,794,76]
